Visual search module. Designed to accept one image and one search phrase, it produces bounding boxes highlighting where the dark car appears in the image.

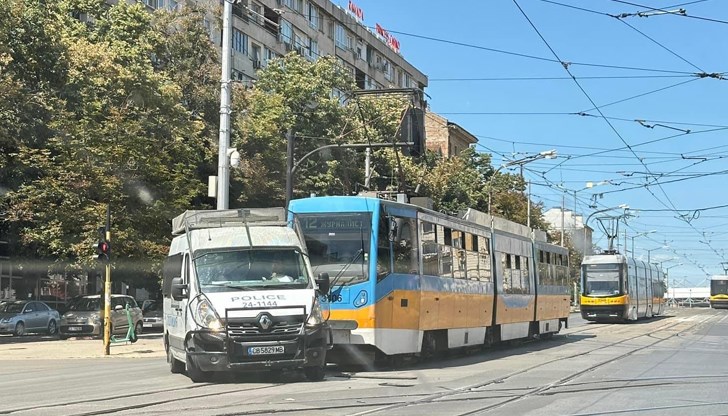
[0,300,61,336]
[141,300,163,331]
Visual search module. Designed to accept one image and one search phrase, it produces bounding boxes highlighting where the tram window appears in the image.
[440,245,453,278]
[467,250,479,280]
[539,250,544,263]
[421,221,438,276]
[452,230,464,249]
[444,228,452,246]
[454,248,466,279]
[502,253,511,291]
[392,216,417,274]
[477,236,491,282]
[376,213,392,280]
[467,233,478,252]
[515,255,521,270]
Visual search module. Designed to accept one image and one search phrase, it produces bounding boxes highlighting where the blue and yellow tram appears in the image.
[580,253,665,322]
[288,195,571,364]
[709,275,728,309]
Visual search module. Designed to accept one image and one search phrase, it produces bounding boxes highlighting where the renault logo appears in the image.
[258,314,273,330]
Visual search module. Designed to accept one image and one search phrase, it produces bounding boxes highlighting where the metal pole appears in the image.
[285,128,294,209]
[560,194,565,246]
[102,205,111,356]
[364,147,371,189]
[526,180,531,230]
[216,0,233,210]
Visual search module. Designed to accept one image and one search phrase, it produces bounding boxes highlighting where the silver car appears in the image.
[59,295,143,340]
[0,300,61,336]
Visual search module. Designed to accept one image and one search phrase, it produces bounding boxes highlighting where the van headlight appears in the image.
[306,299,324,328]
[195,297,223,330]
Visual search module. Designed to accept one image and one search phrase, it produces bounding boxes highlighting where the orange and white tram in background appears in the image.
[581,252,666,322]
[288,195,571,364]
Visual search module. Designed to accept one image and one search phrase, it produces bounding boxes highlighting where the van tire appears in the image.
[186,354,212,382]
[168,349,185,374]
[304,365,325,382]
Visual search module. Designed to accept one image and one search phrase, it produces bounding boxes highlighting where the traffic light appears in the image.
[96,226,110,262]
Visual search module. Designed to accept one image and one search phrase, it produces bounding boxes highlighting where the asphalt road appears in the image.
[1,309,727,416]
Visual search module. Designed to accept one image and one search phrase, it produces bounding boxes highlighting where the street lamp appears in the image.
[487,150,557,234]
[645,245,669,264]
[630,230,656,257]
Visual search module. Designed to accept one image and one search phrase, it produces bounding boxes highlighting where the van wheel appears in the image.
[186,354,212,383]
[304,365,325,382]
[168,349,185,374]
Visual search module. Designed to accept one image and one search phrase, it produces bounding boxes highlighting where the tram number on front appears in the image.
[322,293,344,303]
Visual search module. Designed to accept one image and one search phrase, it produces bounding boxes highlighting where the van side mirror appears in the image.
[114,304,123,311]
[315,272,330,294]
[171,277,188,301]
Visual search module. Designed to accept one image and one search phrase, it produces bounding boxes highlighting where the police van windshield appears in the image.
[194,248,310,292]
[296,213,370,287]
[583,263,622,296]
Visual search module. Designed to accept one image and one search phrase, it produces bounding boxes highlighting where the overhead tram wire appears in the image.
[611,0,728,25]
[379,29,698,75]
[429,75,695,81]
[615,19,705,73]
[512,0,728,264]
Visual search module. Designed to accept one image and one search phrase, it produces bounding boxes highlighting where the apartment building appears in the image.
[142,0,428,92]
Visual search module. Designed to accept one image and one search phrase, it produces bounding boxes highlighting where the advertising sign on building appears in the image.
[348,0,364,23]
[375,23,400,54]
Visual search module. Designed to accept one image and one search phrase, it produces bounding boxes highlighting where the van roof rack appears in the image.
[171,208,287,235]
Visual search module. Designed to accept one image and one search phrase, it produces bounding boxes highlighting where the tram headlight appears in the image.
[306,298,324,328]
[195,297,223,330]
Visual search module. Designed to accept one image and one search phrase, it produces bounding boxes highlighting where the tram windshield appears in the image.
[296,213,371,287]
[583,263,622,296]
[710,278,728,296]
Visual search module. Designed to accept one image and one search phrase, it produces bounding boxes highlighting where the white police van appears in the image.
[162,208,331,382]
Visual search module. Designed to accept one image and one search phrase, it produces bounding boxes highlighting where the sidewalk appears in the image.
[0,335,166,360]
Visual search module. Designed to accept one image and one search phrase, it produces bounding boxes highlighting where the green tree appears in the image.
[1,1,215,284]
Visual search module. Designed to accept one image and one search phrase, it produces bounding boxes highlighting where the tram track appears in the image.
[4,310,717,416]
[199,313,708,416]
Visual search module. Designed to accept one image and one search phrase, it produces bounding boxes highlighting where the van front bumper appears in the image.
[186,324,331,372]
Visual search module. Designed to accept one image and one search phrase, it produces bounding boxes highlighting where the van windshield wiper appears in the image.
[206,282,258,290]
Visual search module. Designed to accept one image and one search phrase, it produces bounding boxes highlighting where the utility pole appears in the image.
[285,128,294,209]
[102,205,111,356]
[216,0,233,210]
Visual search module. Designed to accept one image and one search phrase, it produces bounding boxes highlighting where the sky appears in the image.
[336,0,728,287]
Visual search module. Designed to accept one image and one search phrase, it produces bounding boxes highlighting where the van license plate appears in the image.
[248,346,284,355]
[68,326,82,331]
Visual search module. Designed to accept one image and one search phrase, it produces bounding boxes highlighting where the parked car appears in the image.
[59,295,143,340]
[0,300,61,336]
[141,300,163,331]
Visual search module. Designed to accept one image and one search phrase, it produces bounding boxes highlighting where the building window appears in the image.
[251,2,262,24]
[335,24,347,48]
[280,20,293,44]
[309,39,318,60]
[232,29,248,55]
[307,2,319,29]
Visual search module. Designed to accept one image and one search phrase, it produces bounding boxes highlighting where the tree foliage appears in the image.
[0,0,552,289]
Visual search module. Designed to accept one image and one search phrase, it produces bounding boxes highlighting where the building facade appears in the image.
[141,0,428,92]
[543,207,593,256]
[424,112,477,157]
